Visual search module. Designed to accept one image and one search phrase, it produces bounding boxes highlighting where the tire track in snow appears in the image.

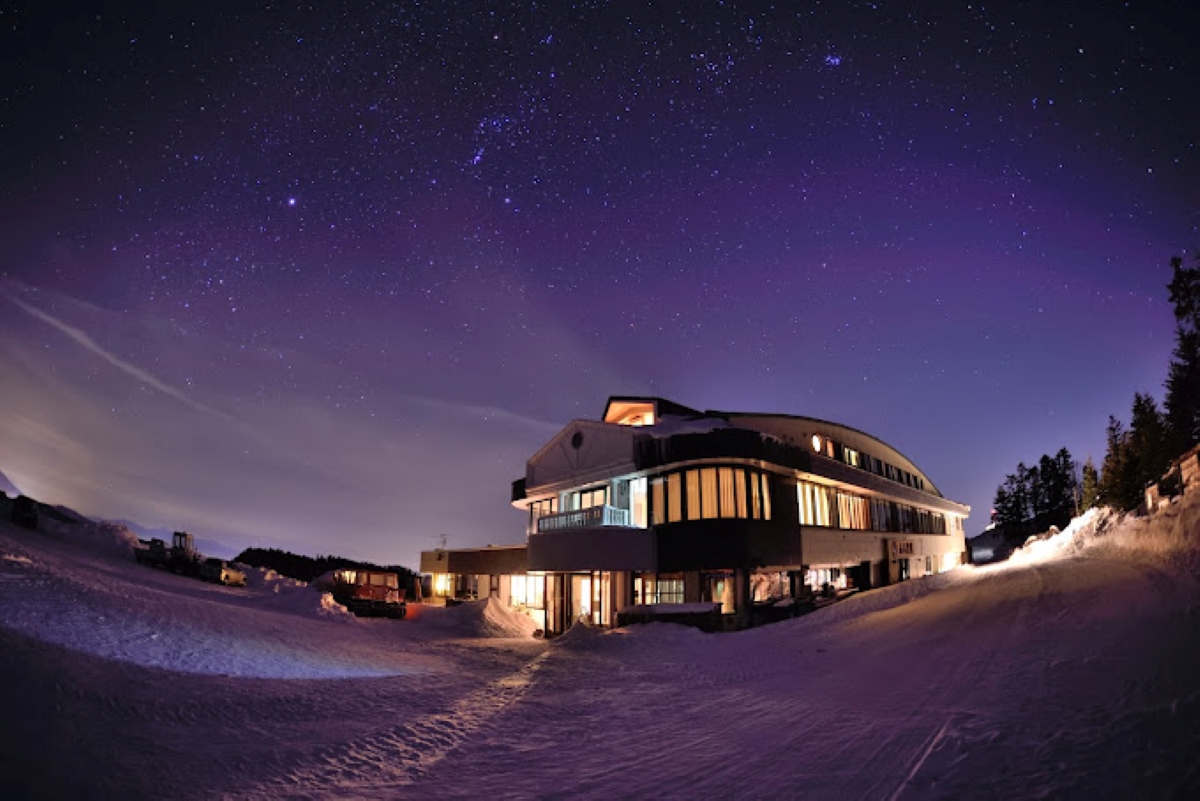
[243,649,552,797]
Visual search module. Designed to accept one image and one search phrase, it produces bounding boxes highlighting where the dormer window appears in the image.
[605,400,656,426]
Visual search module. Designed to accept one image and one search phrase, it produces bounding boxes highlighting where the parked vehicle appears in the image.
[331,569,407,618]
[200,558,246,587]
[134,531,204,578]
[134,537,169,567]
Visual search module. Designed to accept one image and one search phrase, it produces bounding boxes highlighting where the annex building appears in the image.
[421,396,969,636]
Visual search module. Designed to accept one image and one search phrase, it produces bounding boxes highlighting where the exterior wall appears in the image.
[528,526,656,572]
[800,528,966,582]
[526,420,637,492]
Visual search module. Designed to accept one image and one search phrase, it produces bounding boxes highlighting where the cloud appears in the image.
[5,292,234,423]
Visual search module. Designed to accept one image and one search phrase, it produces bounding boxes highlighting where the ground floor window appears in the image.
[510,574,545,609]
[750,571,791,602]
[634,572,684,605]
[702,571,736,613]
[805,567,846,595]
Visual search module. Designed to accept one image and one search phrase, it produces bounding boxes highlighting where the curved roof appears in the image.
[598,396,946,500]
[715,410,944,499]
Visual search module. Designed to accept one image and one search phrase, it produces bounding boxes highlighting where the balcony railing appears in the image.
[536,504,631,533]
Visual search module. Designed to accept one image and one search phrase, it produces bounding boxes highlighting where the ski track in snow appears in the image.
[2,496,1200,799]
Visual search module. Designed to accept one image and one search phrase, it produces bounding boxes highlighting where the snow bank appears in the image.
[37,517,140,558]
[554,619,707,653]
[1006,492,1200,576]
[417,597,539,638]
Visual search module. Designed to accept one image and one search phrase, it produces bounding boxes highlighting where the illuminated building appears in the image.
[423,396,970,636]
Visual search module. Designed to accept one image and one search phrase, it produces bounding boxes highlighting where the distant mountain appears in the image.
[0,468,21,498]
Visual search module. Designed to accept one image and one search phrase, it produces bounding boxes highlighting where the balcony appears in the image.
[529,505,655,572]
[536,504,632,533]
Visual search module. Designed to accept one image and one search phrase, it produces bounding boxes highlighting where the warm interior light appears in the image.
[812,434,822,452]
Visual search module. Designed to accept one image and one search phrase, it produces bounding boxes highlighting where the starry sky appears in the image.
[2,1,1196,568]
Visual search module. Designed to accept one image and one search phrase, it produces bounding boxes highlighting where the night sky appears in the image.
[2,1,1196,568]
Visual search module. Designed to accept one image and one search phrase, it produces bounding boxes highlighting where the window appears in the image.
[734,469,748,518]
[630,477,648,528]
[651,477,666,525]
[798,481,833,527]
[718,468,737,519]
[837,492,869,530]
[648,467,772,523]
[655,575,684,604]
[686,470,702,520]
[668,473,682,523]
[700,468,718,519]
[529,498,556,534]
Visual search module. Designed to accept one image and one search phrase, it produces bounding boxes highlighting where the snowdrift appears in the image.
[35,517,140,557]
[416,597,539,639]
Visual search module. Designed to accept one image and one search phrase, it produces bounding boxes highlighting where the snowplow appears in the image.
[134,531,203,577]
[330,569,407,619]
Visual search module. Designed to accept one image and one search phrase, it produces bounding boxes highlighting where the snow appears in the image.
[2,493,1199,798]
[642,413,731,437]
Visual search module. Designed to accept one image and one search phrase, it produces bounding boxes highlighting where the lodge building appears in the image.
[420,396,969,636]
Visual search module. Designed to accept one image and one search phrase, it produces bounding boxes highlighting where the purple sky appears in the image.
[1,1,1195,568]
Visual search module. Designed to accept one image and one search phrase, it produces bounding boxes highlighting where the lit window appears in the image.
[631,477,648,528]
[718,468,737,518]
[651,477,666,525]
[735,469,748,517]
[668,473,682,523]
[701,468,718,519]
[687,470,702,520]
[812,434,822,453]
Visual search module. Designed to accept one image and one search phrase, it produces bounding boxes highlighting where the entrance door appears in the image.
[570,573,592,624]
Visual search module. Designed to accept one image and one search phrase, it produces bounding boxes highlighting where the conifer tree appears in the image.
[1098,415,1138,510]
[1165,255,1200,454]
[1079,457,1100,511]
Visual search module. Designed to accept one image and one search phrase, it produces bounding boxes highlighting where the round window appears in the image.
[571,431,584,449]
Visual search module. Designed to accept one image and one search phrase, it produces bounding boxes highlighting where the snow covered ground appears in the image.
[1,493,1198,799]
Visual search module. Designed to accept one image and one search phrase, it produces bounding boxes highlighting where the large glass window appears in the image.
[718,468,737,519]
[528,498,555,534]
[668,473,683,523]
[630,477,648,528]
[646,467,773,524]
[798,481,833,527]
[837,491,869,530]
[700,468,719,519]
[734,469,748,518]
[686,470,702,520]
[651,477,666,525]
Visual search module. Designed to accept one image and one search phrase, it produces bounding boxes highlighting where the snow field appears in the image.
[1,496,1198,798]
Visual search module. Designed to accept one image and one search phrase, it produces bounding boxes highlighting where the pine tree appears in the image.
[1098,415,1139,511]
[1079,457,1100,511]
[1129,392,1169,488]
[1164,255,1200,454]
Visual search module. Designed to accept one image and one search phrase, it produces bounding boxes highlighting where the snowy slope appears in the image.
[1,494,1198,799]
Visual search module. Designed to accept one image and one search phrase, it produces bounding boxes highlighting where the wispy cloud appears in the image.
[6,293,234,423]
